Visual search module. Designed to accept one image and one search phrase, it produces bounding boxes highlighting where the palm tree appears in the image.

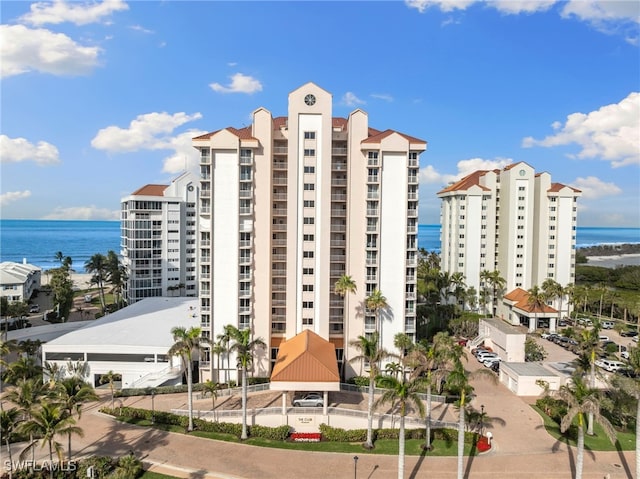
[168,326,207,432]
[450,272,467,310]
[5,378,47,462]
[202,380,219,419]
[211,342,226,383]
[480,270,506,317]
[407,332,462,450]
[349,332,394,449]
[0,407,20,477]
[542,279,565,324]
[393,332,413,368]
[335,274,357,378]
[20,402,82,479]
[216,326,233,384]
[84,253,108,311]
[576,319,602,435]
[366,289,388,341]
[375,374,426,479]
[54,251,64,265]
[99,370,118,410]
[226,325,266,440]
[55,377,98,460]
[613,345,640,479]
[527,285,548,332]
[106,250,126,309]
[557,374,616,479]
[3,356,41,385]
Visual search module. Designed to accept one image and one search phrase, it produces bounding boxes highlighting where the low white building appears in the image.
[499,362,562,396]
[477,318,526,362]
[0,261,41,303]
[42,297,199,389]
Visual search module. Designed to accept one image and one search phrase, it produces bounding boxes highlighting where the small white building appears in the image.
[42,297,199,389]
[499,362,562,396]
[478,318,526,362]
[0,261,41,303]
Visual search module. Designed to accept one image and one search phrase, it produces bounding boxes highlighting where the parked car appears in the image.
[558,318,570,327]
[541,332,552,339]
[616,367,638,378]
[546,333,560,342]
[620,329,638,337]
[490,361,500,373]
[29,304,40,313]
[598,335,610,342]
[483,357,501,367]
[595,359,625,372]
[292,392,324,407]
[472,347,490,356]
[476,352,499,363]
[602,321,614,329]
[621,350,630,360]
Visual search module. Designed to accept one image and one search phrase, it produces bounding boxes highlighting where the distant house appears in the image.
[0,261,41,303]
[498,288,560,332]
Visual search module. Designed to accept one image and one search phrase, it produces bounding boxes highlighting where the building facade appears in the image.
[121,171,199,304]
[193,82,426,381]
[0,261,41,303]
[438,162,581,322]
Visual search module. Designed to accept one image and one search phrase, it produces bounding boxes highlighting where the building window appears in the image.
[304,183,315,191]
[303,268,314,275]
[304,131,316,139]
[303,301,314,308]
[303,234,315,241]
[304,166,315,174]
[303,217,314,225]
[408,152,418,159]
[368,152,378,159]
[304,200,315,207]
[303,284,314,291]
[304,149,316,157]
[303,251,314,258]
[303,317,313,325]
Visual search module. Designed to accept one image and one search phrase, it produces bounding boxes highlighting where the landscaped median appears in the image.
[100,406,486,456]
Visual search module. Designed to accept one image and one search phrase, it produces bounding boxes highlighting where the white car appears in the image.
[476,352,498,363]
[621,351,630,360]
[483,357,501,367]
[595,359,625,372]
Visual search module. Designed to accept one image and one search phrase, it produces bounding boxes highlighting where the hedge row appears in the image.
[101,406,289,440]
[318,424,475,444]
[114,377,270,398]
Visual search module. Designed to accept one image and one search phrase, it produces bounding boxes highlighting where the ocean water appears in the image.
[0,220,638,270]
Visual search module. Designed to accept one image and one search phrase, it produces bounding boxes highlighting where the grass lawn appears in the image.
[532,405,635,451]
[140,472,179,479]
[119,417,478,456]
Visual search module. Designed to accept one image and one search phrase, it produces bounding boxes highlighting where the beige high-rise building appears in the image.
[437,162,581,325]
[193,83,426,381]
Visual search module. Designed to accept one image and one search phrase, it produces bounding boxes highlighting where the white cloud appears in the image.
[209,73,263,94]
[562,1,640,42]
[420,157,513,185]
[371,93,394,102]
[405,0,476,13]
[20,0,129,26]
[342,92,365,107]
[0,190,32,206]
[130,24,154,34]
[0,24,102,78]
[42,206,120,220]
[571,176,622,199]
[522,92,640,168]
[0,135,60,165]
[161,129,208,174]
[91,111,203,152]
[492,1,556,15]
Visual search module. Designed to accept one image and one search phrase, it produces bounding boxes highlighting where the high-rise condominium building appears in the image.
[437,162,581,318]
[193,82,426,381]
[121,171,199,304]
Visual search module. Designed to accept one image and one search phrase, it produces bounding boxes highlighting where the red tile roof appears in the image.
[270,330,340,383]
[131,184,168,196]
[505,288,558,314]
[549,182,582,193]
[437,170,492,194]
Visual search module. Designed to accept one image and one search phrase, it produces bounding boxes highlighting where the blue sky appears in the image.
[1,0,638,227]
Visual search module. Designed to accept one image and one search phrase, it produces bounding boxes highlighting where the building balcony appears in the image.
[331,178,347,186]
[332,162,347,171]
[331,224,346,232]
[406,292,416,300]
[201,256,211,263]
[200,174,211,180]
[200,155,211,165]
[239,190,252,198]
[408,176,418,184]
[330,255,346,262]
[408,192,417,200]
[273,177,288,185]
[330,268,346,277]
[407,225,417,233]
[272,238,286,246]
[272,208,287,216]
[332,148,347,156]
[201,190,211,197]
[239,273,251,281]
[273,161,287,170]
[329,324,344,334]
[367,176,379,183]
[272,268,286,277]
[272,283,286,291]
[367,193,379,200]
[272,254,287,262]
[367,225,378,233]
[331,209,346,217]
[273,146,287,155]
[272,299,286,307]
[366,209,378,216]
[273,193,287,201]
[201,207,211,214]
[271,323,286,333]
[367,158,379,166]
[366,258,377,266]
[272,224,287,231]
[240,155,252,164]
[330,239,345,247]
[408,209,417,217]
[200,305,210,312]
[331,194,346,201]
[201,321,210,329]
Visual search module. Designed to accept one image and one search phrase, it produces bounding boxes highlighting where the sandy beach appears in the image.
[41,272,96,290]
[585,253,640,268]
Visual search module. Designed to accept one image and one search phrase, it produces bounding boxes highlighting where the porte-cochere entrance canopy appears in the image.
[270,329,340,391]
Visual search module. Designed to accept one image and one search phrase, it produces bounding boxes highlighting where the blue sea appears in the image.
[0,220,638,270]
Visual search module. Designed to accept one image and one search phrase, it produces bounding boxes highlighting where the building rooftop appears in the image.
[483,317,526,336]
[503,362,558,377]
[45,297,199,350]
[0,261,41,285]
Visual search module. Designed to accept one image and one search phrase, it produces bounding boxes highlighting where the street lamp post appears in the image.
[480,404,485,437]
[353,456,358,479]
[151,390,156,425]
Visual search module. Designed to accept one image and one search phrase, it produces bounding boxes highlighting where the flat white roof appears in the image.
[0,261,41,285]
[43,297,199,351]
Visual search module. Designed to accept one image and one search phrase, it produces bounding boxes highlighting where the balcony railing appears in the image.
[408,176,418,183]
[331,225,346,232]
[273,177,288,185]
[272,208,287,216]
[366,209,378,216]
[332,148,347,155]
[273,161,287,169]
[330,240,345,247]
[331,194,346,201]
[367,176,379,183]
[273,193,287,200]
[201,190,210,197]
[331,179,347,186]
[332,162,347,170]
[239,207,252,215]
[240,155,252,164]
[331,209,346,217]
[273,146,287,154]
[272,224,287,231]
[239,190,252,198]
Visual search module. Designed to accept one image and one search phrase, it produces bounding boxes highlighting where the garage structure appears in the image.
[42,297,199,389]
[499,362,562,396]
[477,318,526,362]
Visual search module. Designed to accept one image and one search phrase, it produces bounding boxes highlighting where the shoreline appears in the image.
[584,253,640,268]
[42,272,95,290]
